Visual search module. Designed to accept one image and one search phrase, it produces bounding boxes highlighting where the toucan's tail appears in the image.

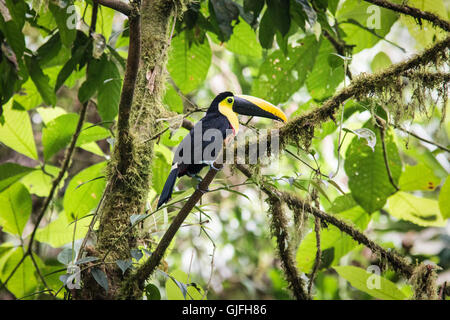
[157,167,179,208]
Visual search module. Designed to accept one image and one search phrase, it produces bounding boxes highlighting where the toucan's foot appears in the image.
[201,160,222,171]
[187,172,203,182]
[195,183,210,194]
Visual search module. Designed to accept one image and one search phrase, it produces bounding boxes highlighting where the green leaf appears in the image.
[167,32,212,94]
[0,101,38,160]
[252,35,320,104]
[13,80,42,111]
[42,113,110,160]
[208,0,240,42]
[0,183,32,236]
[266,0,291,36]
[306,38,345,101]
[209,18,262,58]
[97,59,121,122]
[0,248,37,299]
[371,51,391,73]
[57,248,75,265]
[0,17,25,60]
[25,56,56,106]
[152,145,172,194]
[78,55,108,103]
[49,1,76,48]
[0,163,35,192]
[145,283,161,300]
[439,178,450,219]
[163,84,183,114]
[63,162,107,220]
[165,269,205,300]
[337,1,398,53]
[91,267,109,292]
[258,9,275,49]
[344,121,402,213]
[35,212,92,248]
[296,196,370,273]
[398,164,441,191]
[55,39,90,91]
[334,265,407,300]
[388,191,446,227]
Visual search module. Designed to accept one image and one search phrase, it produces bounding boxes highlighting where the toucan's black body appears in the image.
[157,91,286,208]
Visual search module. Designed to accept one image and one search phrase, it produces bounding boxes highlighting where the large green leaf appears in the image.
[252,35,320,104]
[63,162,107,220]
[78,55,108,103]
[209,18,262,58]
[0,163,35,192]
[398,164,441,191]
[25,56,56,106]
[0,248,37,299]
[334,265,407,300]
[0,101,38,160]
[0,15,25,60]
[167,32,212,94]
[35,212,92,248]
[42,113,110,160]
[97,59,121,122]
[49,1,76,48]
[336,1,398,53]
[388,191,446,227]
[439,178,450,219]
[14,80,42,111]
[296,194,370,273]
[20,165,61,197]
[344,122,402,213]
[306,37,345,101]
[0,182,32,236]
[152,144,172,194]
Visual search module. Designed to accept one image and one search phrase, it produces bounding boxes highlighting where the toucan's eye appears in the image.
[227,98,233,103]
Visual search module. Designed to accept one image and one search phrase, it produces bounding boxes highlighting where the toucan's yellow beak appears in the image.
[233,95,287,123]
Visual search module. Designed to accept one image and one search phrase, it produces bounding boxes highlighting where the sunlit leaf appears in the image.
[0,182,31,236]
[344,121,402,213]
[0,101,38,159]
[334,265,407,300]
[388,191,446,227]
[63,162,107,221]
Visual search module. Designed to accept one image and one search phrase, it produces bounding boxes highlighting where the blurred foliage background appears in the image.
[0,0,449,300]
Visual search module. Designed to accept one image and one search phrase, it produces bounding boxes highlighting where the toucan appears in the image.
[157,91,287,208]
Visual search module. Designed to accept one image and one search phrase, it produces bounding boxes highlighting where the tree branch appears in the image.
[364,0,450,32]
[119,162,224,298]
[235,164,414,278]
[93,0,132,16]
[267,196,309,300]
[116,12,140,175]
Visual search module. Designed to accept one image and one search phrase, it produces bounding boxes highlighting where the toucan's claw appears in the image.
[195,183,210,194]
[187,172,203,182]
[201,160,222,171]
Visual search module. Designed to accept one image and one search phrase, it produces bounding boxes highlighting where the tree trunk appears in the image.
[77,0,187,300]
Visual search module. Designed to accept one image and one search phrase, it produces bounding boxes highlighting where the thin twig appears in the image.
[392,123,450,153]
[376,117,400,192]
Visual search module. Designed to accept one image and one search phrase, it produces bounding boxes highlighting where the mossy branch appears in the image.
[235,164,414,278]
[119,162,223,299]
[364,0,450,32]
[279,35,449,150]
[267,196,310,300]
